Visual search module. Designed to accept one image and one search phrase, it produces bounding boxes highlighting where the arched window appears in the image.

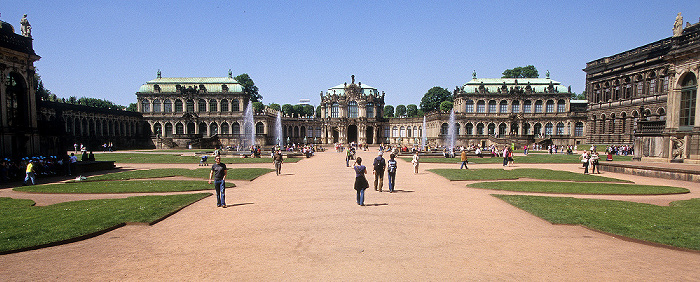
[198,122,207,135]
[175,123,184,134]
[153,123,162,136]
[545,100,554,113]
[476,101,486,113]
[544,123,553,135]
[256,122,264,134]
[141,99,150,112]
[174,100,183,112]
[499,100,508,113]
[487,123,496,135]
[407,126,412,137]
[440,123,448,135]
[186,99,195,112]
[680,73,697,128]
[209,122,218,136]
[209,99,217,112]
[498,123,507,136]
[523,100,532,113]
[232,99,240,112]
[232,122,240,134]
[454,123,460,135]
[535,100,543,113]
[400,126,406,137]
[198,99,206,112]
[465,100,474,113]
[221,122,230,134]
[163,100,172,113]
[152,100,161,112]
[366,103,374,118]
[348,101,358,118]
[392,126,399,137]
[488,100,497,112]
[574,122,584,136]
[331,103,339,118]
[466,123,473,135]
[511,100,520,113]
[556,123,565,135]
[557,100,566,112]
[533,123,542,136]
[164,123,173,137]
[476,123,484,135]
[221,99,229,112]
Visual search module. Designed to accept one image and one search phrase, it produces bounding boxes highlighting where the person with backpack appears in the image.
[372,151,386,192]
[387,153,397,193]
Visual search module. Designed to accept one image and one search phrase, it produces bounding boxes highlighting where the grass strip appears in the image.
[95,153,301,164]
[404,154,634,164]
[79,168,274,182]
[492,195,700,250]
[429,168,629,182]
[470,181,688,195]
[15,180,231,193]
[0,194,210,253]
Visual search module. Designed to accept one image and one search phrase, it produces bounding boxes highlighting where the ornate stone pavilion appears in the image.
[584,13,699,163]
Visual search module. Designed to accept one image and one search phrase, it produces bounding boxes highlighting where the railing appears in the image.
[0,32,34,54]
[636,120,665,136]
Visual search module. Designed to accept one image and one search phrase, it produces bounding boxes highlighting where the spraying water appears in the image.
[446,109,456,151]
[275,111,283,148]
[422,115,427,151]
[243,102,255,148]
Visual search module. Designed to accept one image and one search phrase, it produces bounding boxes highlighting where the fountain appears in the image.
[446,109,456,151]
[243,102,255,149]
[422,116,427,151]
[275,111,283,148]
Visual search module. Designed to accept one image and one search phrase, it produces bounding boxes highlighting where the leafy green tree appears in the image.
[501,65,539,78]
[252,101,264,113]
[76,97,123,109]
[440,101,454,113]
[395,105,406,118]
[420,87,452,113]
[417,109,424,117]
[268,103,281,111]
[281,104,294,117]
[234,73,262,102]
[126,103,138,112]
[571,91,586,100]
[384,105,394,118]
[68,96,77,104]
[293,104,304,118]
[303,105,315,118]
[406,104,418,117]
[316,105,322,118]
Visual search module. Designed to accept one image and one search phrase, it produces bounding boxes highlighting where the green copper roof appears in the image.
[462,78,568,93]
[327,83,379,96]
[137,77,243,93]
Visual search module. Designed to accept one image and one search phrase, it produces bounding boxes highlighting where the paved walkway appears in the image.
[0,150,699,281]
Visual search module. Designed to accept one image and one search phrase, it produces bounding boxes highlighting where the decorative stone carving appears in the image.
[20,14,31,38]
[673,12,683,37]
[671,136,684,159]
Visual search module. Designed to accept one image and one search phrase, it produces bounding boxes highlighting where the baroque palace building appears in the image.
[584,13,699,163]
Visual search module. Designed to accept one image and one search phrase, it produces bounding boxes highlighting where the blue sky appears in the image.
[5,1,699,108]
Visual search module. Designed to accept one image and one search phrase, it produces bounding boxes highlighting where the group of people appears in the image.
[352,151,420,206]
[0,153,84,186]
[580,150,601,174]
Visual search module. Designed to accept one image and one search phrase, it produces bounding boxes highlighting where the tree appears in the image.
[126,103,138,112]
[234,73,262,102]
[303,104,315,118]
[406,104,418,117]
[268,103,281,111]
[316,105,321,118]
[252,101,264,113]
[384,105,394,118]
[501,65,539,78]
[572,91,586,100]
[440,101,454,113]
[293,104,304,118]
[281,104,294,117]
[395,105,406,118]
[420,86,452,113]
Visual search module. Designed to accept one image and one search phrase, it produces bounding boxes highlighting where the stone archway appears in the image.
[347,125,358,144]
[332,127,340,143]
[365,126,374,144]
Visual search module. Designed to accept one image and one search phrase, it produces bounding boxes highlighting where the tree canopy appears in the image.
[501,65,539,78]
[234,73,262,102]
[395,105,406,118]
[420,87,452,113]
[268,103,281,111]
[406,104,418,117]
[252,102,264,113]
[281,104,294,117]
[440,101,454,113]
[384,105,394,118]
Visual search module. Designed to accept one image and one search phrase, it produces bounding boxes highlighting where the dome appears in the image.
[0,20,15,34]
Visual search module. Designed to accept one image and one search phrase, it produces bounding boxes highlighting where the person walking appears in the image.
[460,149,468,169]
[208,156,228,208]
[580,151,590,174]
[590,151,600,174]
[24,160,35,185]
[345,147,352,167]
[373,151,386,192]
[353,157,369,206]
[502,146,509,166]
[273,150,284,176]
[411,151,420,174]
[387,153,397,193]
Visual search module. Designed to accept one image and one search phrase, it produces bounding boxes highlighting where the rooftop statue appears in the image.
[20,14,31,38]
[472,70,476,79]
[673,12,683,37]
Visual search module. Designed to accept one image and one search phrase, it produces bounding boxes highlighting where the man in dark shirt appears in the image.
[373,151,386,192]
[273,150,283,176]
[208,156,228,208]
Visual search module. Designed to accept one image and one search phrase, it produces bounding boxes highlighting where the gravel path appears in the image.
[1,150,698,281]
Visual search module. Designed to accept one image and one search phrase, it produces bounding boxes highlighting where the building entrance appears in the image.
[366,126,374,144]
[347,125,358,143]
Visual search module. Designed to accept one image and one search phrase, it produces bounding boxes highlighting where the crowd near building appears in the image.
[1,12,698,164]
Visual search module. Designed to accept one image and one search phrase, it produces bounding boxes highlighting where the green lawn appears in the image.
[0,194,210,254]
[95,153,302,164]
[493,195,700,250]
[14,180,230,193]
[469,181,688,195]
[404,154,634,164]
[75,168,274,182]
[429,168,630,182]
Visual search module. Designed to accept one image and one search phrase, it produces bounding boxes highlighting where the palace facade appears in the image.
[584,13,699,163]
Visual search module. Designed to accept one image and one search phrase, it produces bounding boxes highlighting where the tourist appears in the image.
[503,147,509,166]
[475,147,482,158]
[373,151,386,192]
[353,157,369,206]
[24,160,35,185]
[508,147,514,166]
[387,153,397,193]
[273,150,283,176]
[460,149,468,169]
[200,155,208,166]
[523,145,528,155]
[208,156,228,208]
[345,147,352,167]
[580,151,590,174]
[411,151,420,174]
[590,151,601,174]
